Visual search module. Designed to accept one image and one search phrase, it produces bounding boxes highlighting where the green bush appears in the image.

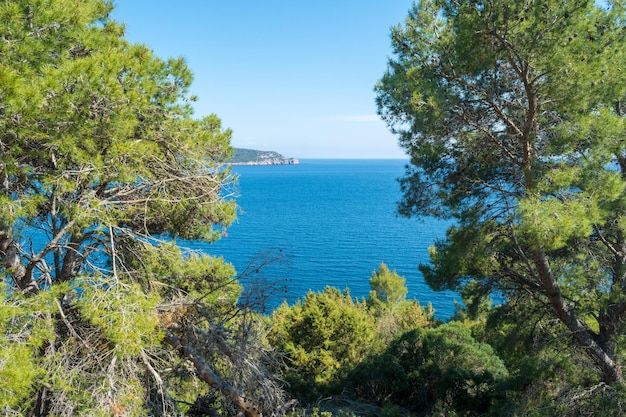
[348,322,508,416]
[270,287,378,402]
[367,263,436,342]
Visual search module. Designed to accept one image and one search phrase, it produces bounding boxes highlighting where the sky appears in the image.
[110,1,414,159]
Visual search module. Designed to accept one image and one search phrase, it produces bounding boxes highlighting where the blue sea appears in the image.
[196,159,460,319]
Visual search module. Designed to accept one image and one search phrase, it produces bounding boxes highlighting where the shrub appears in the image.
[270,287,378,402]
[348,322,508,416]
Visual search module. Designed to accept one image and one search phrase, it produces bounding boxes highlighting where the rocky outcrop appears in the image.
[228,148,299,165]
[230,157,299,166]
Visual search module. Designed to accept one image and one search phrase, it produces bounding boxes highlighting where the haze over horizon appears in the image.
[112,1,414,159]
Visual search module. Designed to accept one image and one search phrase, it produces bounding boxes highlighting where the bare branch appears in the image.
[163,331,263,417]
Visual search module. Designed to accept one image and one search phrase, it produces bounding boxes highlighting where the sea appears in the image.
[194,159,460,319]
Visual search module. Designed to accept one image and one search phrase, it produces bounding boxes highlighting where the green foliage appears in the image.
[0,0,236,250]
[367,263,436,342]
[129,241,240,303]
[0,281,67,410]
[471,297,626,416]
[270,287,378,401]
[0,1,288,415]
[377,0,626,385]
[373,299,436,345]
[76,279,162,358]
[286,407,360,417]
[270,269,437,407]
[517,165,624,251]
[349,322,508,416]
[0,344,42,410]
[367,262,408,309]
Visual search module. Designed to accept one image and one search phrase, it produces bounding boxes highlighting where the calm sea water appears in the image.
[196,159,460,319]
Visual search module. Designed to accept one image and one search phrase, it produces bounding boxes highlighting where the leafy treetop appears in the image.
[376,0,626,384]
[0,1,286,416]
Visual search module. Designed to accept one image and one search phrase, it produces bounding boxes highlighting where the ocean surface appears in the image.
[195,159,460,319]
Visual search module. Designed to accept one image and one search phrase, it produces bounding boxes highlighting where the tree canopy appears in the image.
[367,262,408,307]
[376,0,626,384]
[349,321,508,415]
[269,287,378,401]
[0,1,286,415]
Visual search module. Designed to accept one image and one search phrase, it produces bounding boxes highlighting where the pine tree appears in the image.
[376,0,626,384]
[0,1,286,415]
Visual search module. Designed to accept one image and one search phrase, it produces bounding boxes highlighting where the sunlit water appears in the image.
[192,159,460,319]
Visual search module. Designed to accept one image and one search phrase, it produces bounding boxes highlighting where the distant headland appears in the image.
[228,148,299,165]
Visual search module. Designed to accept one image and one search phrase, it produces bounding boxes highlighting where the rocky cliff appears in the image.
[228,148,299,165]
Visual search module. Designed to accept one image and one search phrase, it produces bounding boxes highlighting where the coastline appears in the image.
[228,158,300,166]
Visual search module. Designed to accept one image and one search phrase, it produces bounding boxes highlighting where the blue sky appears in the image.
[111,1,414,158]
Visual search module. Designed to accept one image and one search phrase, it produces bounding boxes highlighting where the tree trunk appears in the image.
[164,331,263,417]
[0,226,39,294]
[532,250,624,384]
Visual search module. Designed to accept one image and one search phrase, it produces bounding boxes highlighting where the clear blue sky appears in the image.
[111,1,414,158]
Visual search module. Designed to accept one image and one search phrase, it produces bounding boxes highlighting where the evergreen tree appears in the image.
[376,0,626,384]
[367,262,408,308]
[367,263,434,341]
[349,322,508,415]
[0,1,285,415]
[269,287,378,402]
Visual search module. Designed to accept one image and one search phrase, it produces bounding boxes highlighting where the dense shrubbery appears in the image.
[269,287,379,402]
[270,266,626,416]
[268,264,511,416]
[347,322,507,416]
